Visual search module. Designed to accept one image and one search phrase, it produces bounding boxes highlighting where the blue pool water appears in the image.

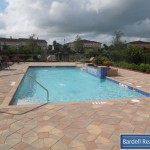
[11,67,148,105]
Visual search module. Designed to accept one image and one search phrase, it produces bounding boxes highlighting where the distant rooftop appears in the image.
[66,39,101,44]
[128,40,150,44]
[80,39,101,44]
[0,37,47,43]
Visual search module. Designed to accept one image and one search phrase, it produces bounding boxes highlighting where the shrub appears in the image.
[145,64,150,73]
[112,62,126,68]
[84,49,99,58]
[93,57,103,65]
[93,56,109,65]
[139,64,147,72]
[103,61,111,66]
[101,56,109,62]
[25,57,34,62]
[108,50,125,62]
[125,45,144,64]
[139,64,150,73]
[113,61,150,73]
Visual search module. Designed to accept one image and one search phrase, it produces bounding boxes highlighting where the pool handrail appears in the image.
[26,74,49,103]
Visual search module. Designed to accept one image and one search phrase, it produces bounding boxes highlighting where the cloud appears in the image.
[124,18,150,38]
[0,0,150,45]
[85,0,121,13]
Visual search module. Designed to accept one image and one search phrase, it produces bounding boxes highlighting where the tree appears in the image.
[28,34,36,53]
[84,49,99,58]
[26,34,44,60]
[47,45,52,54]
[111,31,126,50]
[19,45,31,54]
[48,45,52,51]
[53,41,61,52]
[103,44,109,50]
[112,31,123,45]
[63,44,71,54]
[2,45,10,55]
[125,45,144,64]
[74,35,83,53]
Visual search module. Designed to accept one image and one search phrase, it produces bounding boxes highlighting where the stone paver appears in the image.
[0,62,150,149]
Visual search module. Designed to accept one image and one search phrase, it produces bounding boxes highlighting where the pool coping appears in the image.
[106,77,150,97]
[1,64,80,107]
[1,64,150,108]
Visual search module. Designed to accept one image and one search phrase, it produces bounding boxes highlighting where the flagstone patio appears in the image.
[0,62,150,150]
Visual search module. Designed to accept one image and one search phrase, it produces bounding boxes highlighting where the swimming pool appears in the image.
[10,66,149,105]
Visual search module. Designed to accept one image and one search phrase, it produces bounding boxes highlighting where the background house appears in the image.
[66,39,101,51]
[0,37,47,50]
[127,41,150,53]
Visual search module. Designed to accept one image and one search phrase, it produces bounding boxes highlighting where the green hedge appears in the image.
[93,56,109,65]
[113,62,150,73]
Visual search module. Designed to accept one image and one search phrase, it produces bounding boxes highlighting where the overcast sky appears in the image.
[0,0,150,45]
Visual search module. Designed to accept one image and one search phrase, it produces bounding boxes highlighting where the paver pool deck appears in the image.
[0,62,150,150]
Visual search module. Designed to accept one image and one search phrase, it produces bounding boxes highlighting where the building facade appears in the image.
[127,41,150,53]
[66,39,101,51]
[0,37,47,50]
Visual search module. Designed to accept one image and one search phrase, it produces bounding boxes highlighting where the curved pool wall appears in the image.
[10,66,150,105]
